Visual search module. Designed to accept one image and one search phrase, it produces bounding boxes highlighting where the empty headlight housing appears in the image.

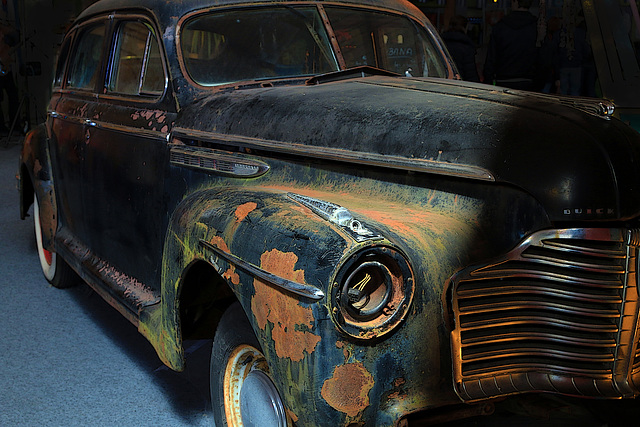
[330,246,414,340]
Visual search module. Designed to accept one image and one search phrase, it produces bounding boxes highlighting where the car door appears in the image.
[50,20,108,247]
[81,16,174,291]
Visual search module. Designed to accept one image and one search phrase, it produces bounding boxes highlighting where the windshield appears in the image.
[181,7,338,86]
[180,5,449,86]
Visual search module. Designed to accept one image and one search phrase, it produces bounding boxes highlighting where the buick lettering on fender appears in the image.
[18,0,640,425]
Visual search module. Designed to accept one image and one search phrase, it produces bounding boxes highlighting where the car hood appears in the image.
[176,76,640,222]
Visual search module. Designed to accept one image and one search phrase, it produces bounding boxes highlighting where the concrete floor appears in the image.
[2,138,640,426]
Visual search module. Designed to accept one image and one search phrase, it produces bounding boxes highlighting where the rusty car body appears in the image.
[17,0,640,425]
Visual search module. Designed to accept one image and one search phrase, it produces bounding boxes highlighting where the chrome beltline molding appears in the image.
[200,239,325,301]
[172,127,496,182]
[49,110,170,141]
[47,113,495,181]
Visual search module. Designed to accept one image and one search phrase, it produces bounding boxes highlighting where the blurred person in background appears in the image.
[483,0,538,90]
[442,15,480,82]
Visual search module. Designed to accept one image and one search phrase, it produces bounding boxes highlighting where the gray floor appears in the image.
[0,140,213,426]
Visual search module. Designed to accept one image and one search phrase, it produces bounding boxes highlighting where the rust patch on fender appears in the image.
[209,235,230,253]
[386,377,408,400]
[34,159,43,175]
[251,249,321,362]
[209,236,240,285]
[321,362,374,418]
[235,202,257,223]
[286,409,299,424]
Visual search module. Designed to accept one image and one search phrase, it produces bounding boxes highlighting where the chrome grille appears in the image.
[451,228,640,401]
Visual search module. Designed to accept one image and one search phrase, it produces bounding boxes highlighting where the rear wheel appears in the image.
[211,302,290,427]
[34,192,77,288]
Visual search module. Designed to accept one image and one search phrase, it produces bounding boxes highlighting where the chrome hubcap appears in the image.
[224,345,286,427]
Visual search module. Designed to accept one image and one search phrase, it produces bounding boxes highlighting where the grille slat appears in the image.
[451,228,640,400]
[460,318,619,333]
[457,283,623,304]
[462,331,617,348]
[459,301,621,317]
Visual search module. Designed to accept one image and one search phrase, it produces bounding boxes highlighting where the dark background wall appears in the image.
[2,0,96,132]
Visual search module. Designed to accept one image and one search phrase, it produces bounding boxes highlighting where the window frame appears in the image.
[64,19,109,92]
[53,33,74,89]
[59,13,168,103]
[106,18,167,98]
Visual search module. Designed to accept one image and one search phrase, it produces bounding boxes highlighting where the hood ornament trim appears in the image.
[288,193,382,242]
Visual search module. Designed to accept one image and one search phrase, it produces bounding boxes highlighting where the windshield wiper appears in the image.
[305,66,401,85]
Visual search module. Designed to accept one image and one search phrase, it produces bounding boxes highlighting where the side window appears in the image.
[53,35,72,88]
[67,23,106,90]
[108,21,164,96]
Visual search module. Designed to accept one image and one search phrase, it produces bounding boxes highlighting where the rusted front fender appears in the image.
[148,187,353,371]
[150,184,452,424]
[148,164,554,425]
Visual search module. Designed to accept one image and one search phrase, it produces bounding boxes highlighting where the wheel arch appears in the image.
[19,124,57,250]
[19,162,34,219]
[177,258,236,341]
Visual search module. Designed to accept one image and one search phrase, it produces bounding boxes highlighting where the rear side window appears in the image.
[67,23,106,90]
[108,21,165,96]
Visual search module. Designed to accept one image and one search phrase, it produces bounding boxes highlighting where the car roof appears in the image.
[77,0,427,25]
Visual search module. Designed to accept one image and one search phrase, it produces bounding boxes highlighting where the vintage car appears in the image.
[17,0,640,425]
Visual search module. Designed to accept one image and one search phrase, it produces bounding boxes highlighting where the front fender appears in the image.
[152,176,551,425]
[152,187,356,371]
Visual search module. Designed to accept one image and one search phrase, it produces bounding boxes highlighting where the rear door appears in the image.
[50,20,108,246]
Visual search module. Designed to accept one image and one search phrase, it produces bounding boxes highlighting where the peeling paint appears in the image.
[386,377,408,400]
[321,361,374,418]
[251,249,321,362]
[235,202,257,223]
[34,159,43,175]
[209,236,240,285]
[286,409,299,423]
[96,259,159,306]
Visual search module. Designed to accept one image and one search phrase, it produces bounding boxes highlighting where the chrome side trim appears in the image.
[48,111,169,140]
[170,145,270,178]
[172,127,495,182]
[200,239,325,301]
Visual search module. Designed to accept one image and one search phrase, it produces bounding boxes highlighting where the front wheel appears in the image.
[33,192,77,288]
[211,302,290,427]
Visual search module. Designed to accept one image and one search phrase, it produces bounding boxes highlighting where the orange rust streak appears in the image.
[321,362,374,418]
[223,267,240,285]
[235,202,257,223]
[209,236,240,285]
[209,236,230,252]
[286,409,299,423]
[250,249,321,362]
